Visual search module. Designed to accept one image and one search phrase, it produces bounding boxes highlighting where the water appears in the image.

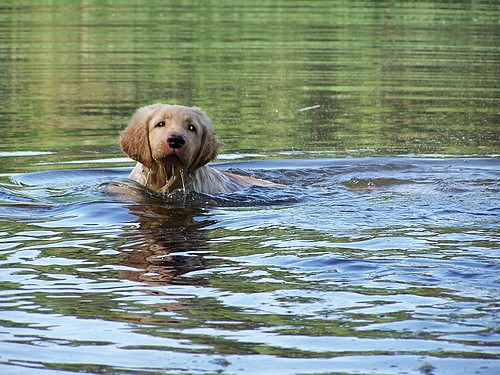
[1,1,499,374]
[1,158,498,374]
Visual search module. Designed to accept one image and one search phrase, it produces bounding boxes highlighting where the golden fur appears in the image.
[120,104,274,195]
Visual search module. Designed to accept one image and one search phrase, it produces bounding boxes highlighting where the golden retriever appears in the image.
[120,104,275,195]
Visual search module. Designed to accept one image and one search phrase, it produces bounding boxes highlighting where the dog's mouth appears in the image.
[157,156,186,193]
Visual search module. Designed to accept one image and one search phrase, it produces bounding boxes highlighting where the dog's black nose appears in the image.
[167,134,186,149]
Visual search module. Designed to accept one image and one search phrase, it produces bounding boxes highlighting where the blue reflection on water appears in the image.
[0,158,499,374]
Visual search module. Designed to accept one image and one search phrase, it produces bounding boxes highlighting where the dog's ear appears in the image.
[188,107,222,172]
[120,104,162,168]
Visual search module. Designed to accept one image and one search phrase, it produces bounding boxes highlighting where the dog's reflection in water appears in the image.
[114,184,217,287]
[110,187,220,323]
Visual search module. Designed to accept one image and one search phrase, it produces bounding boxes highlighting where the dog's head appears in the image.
[120,104,222,173]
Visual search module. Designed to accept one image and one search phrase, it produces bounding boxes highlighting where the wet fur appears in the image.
[120,104,274,195]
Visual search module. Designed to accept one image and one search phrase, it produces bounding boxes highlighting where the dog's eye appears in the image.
[155,121,166,128]
[188,124,197,132]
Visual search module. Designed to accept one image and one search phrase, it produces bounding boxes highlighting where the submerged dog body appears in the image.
[120,104,273,195]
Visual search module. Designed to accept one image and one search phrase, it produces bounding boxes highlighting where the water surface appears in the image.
[0,1,499,374]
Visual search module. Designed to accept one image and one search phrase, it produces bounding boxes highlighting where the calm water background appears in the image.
[0,1,499,374]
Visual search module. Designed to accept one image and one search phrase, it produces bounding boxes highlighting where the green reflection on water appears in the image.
[0,0,498,172]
